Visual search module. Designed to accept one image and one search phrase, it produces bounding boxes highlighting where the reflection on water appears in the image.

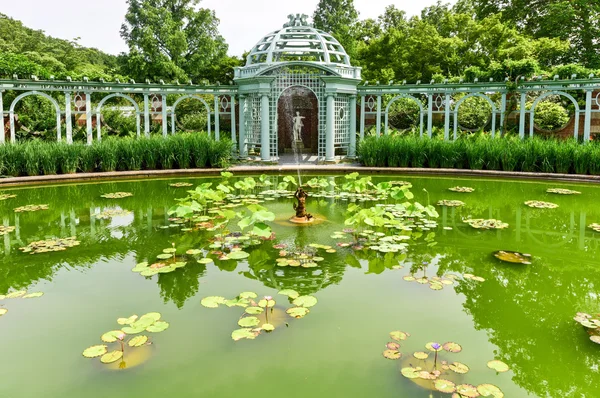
[0,175,599,398]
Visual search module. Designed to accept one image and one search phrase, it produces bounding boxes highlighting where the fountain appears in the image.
[290,187,314,224]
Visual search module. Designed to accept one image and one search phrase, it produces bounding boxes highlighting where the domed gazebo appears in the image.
[234,14,361,161]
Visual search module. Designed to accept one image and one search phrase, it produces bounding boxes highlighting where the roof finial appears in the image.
[284,13,311,28]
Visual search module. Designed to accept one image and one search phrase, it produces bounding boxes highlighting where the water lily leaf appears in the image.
[0,308,7,316]
[278,289,300,299]
[390,331,410,341]
[435,379,457,393]
[121,325,147,334]
[198,258,214,264]
[100,350,124,364]
[413,351,429,360]
[493,251,532,264]
[383,349,401,360]
[140,268,161,277]
[239,292,257,299]
[286,307,310,318]
[132,262,149,272]
[443,342,462,353]
[590,335,600,344]
[449,362,470,374]
[425,342,443,352]
[258,299,276,308]
[238,317,260,327]
[157,254,173,260]
[245,307,264,315]
[117,315,139,325]
[456,384,480,398]
[5,291,26,299]
[23,292,44,298]
[128,335,148,347]
[142,312,161,322]
[401,367,421,379]
[231,328,257,341]
[487,360,509,373]
[0,295,4,300]
[386,342,400,350]
[261,323,275,332]
[293,295,318,308]
[186,249,202,255]
[477,384,504,398]
[225,298,250,308]
[301,262,319,268]
[101,330,124,343]
[82,345,107,358]
[146,321,169,333]
[429,282,444,291]
[228,251,250,260]
[201,296,226,308]
[403,276,416,282]
[524,200,558,209]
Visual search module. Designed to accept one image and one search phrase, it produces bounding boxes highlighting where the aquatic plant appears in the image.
[169,182,193,188]
[437,200,465,207]
[463,219,509,230]
[14,204,49,213]
[0,290,45,317]
[82,312,168,368]
[19,237,80,254]
[0,226,15,235]
[573,312,600,345]
[588,224,600,233]
[94,209,133,219]
[449,187,475,193]
[493,251,532,264]
[101,192,133,199]
[546,188,581,195]
[524,200,558,209]
[275,245,326,268]
[0,193,17,200]
[487,360,510,373]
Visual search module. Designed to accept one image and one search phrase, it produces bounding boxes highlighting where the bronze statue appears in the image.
[293,187,313,220]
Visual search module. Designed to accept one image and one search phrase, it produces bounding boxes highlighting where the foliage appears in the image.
[358,134,600,175]
[313,0,359,59]
[0,134,231,177]
[530,101,570,131]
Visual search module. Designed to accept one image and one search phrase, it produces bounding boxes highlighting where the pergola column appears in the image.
[238,95,247,158]
[326,93,335,161]
[214,95,220,141]
[349,96,357,158]
[0,90,4,144]
[584,90,592,142]
[143,94,150,137]
[65,92,73,144]
[260,94,270,161]
[230,95,237,147]
[85,92,93,145]
[359,94,365,141]
[376,95,382,137]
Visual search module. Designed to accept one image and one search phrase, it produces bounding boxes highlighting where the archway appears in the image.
[277,86,319,156]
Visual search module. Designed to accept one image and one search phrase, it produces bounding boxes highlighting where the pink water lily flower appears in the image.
[117,332,126,341]
[264,296,273,300]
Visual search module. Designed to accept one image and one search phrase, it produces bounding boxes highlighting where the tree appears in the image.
[120,0,228,82]
[313,0,359,60]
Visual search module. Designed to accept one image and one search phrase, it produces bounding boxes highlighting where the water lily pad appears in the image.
[19,237,80,255]
[0,194,17,200]
[425,342,443,352]
[201,296,226,308]
[413,351,429,360]
[100,350,124,364]
[5,290,26,299]
[140,268,161,277]
[401,367,421,379]
[386,342,400,350]
[588,223,600,233]
[228,251,250,260]
[524,200,558,209]
[128,335,149,347]
[239,292,257,299]
[493,251,532,265]
[456,384,480,397]
[429,282,443,291]
[403,276,416,282]
[101,192,133,199]
[449,187,475,193]
[258,299,276,308]
[121,325,146,334]
[437,200,465,207]
[186,249,202,255]
[0,226,15,236]
[82,345,108,358]
[278,289,300,299]
[547,188,580,195]
[477,384,504,398]
[245,307,264,315]
[146,321,169,333]
[101,330,125,343]
[238,317,260,327]
[286,307,310,318]
[383,350,401,360]
[198,258,214,264]
[590,335,600,344]
[449,362,470,374]
[170,183,193,188]
[0,308,8,316]
[435,379,457,393]
[156,253,173,260]
[487,360,509,372]
[390,331,410,341]
[231,328,257,341]
[261,323,275,332]
[292,295,318,308]
[14,204,49,213]
[464,219,509,230]
[443,342,462,353]
[21,292,43,299]
[117,315,138,325]
[94,209,133,220]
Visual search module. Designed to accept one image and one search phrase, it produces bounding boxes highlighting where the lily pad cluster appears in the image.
[449,187,475,193]
[0,226,15,236]
[547,188,581,195]
[0,290,44,316]
[94,209,133,220]
[14,204,49,213]
[588,224,600,233]
[437,200,465,207]
[19,237,80,254]
[493,251,532,265]
[82,312,168,368]
[169,183,193,188]
[0,193,17,201]
[524,200,559,209]
[403,274,457,291]
[132,260,187,276]
[101,192,133,199]
[201,290,318,341]
[573,312,600,345]
[464,219,509,230]
[275,244,326,268]
[382,331,505,397]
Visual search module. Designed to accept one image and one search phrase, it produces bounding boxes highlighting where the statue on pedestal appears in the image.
[293,187,313,221]
[292,111,305,142]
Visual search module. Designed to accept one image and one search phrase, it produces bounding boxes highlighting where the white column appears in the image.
[359,95,365,141]
[239,96,247,157]
[0,90,4,144]
[85,92,93,145]
[326,94,335,161]
[427,94,433,138]
[444,93,451,140]
[214,96,220,141]
[584,90,593,142]
[376,95,382,137]
[349,96,357,158]
[230,95,237,145]
[260,94,270,161]
[499,93,507,136]
[65,92,73,144]
[519,92,526,139]
[144,94,150,137]
[161,94,167,137]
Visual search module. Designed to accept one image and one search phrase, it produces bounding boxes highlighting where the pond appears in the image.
[0,173,599,398]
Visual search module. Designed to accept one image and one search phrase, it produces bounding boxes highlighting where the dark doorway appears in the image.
[277,86,319,155]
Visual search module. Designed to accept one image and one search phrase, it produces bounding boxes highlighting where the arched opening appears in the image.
[277,86,319,156]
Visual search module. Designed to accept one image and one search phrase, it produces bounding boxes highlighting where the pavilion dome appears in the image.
[245,14,351,67]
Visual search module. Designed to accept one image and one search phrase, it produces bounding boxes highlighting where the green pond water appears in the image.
[0,174,599,398]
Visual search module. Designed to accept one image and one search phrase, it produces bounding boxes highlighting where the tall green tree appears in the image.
[120,0,229,82]
[313,0,359,60]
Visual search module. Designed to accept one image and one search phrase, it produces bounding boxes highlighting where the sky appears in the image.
[1,0,455,56]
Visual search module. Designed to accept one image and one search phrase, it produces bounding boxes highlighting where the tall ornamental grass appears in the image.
[358,134,600,175]
[0,133,231,177]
